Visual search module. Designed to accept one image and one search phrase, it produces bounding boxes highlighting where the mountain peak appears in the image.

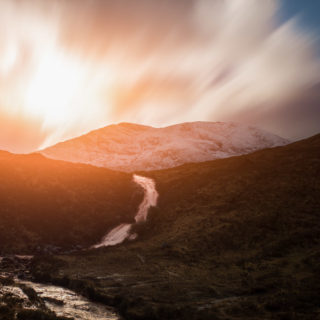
[41,121,289,172]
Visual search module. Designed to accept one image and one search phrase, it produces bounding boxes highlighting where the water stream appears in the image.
[0,175,158,318]
[93,174,158,248]
[16,279,119,320]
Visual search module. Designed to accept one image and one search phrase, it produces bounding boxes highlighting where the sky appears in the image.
[279,0,320,39]
[0,0,319,153]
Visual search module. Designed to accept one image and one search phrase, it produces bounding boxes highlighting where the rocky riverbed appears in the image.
[0,256,119,320]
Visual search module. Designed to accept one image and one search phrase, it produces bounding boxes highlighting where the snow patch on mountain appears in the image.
[41,122,289,172]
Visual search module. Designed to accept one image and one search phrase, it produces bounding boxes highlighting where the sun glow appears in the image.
[0,1,118,142]
[25,51,88,126]
[20,47,117,150]
[0,3,117,151]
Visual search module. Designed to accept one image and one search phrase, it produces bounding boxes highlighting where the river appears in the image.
[0,175,158,319]
[93,174,158,248]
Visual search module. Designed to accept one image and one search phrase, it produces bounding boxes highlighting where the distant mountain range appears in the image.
[41,122,289,171]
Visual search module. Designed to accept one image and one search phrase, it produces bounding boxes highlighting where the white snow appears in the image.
[41,122,289,172]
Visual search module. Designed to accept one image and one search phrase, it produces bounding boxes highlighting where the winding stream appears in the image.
[93,174,158,248]
[0,175,158,318]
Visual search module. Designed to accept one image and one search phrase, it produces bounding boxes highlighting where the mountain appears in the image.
[0,151,142,253]
[33,134,320,320]
[41,121,289,172]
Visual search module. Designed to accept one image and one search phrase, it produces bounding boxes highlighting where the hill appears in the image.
[32,134,320,320]
[41,121,288,172]
[0,152,142,253]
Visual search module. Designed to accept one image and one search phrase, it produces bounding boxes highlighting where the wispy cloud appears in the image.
[0,0,319,152]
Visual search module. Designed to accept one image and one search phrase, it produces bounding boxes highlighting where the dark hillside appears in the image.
[0,152,142,253]
[35,134,320,320]
[143,134,320,256]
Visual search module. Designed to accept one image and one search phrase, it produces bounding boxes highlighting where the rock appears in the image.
[43,297,65,306]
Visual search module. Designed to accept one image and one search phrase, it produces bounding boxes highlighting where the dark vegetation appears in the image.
[30,134,320,319]
[0,152,143,253]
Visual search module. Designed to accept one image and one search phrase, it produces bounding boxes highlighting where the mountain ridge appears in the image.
[31,133,320,320]
[41,121,289,172]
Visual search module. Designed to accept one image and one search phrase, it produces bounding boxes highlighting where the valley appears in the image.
[25,134,320,320]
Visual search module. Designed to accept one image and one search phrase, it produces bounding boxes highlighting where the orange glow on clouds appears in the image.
[0,0,319,152]
[0,3,117,151]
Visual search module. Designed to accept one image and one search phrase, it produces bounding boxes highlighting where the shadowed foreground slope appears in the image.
[0,152,142,253]
[32,135,320,319]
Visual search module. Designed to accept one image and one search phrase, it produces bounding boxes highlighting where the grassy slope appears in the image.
[0,152,143,253]
[32,135,320,320]
[144,133,320,256]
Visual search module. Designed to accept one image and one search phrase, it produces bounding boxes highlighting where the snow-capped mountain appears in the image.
[41,122,289,172]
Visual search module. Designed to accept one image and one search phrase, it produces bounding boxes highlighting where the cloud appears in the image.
[0,0,319,152]
[57,0,320,136]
